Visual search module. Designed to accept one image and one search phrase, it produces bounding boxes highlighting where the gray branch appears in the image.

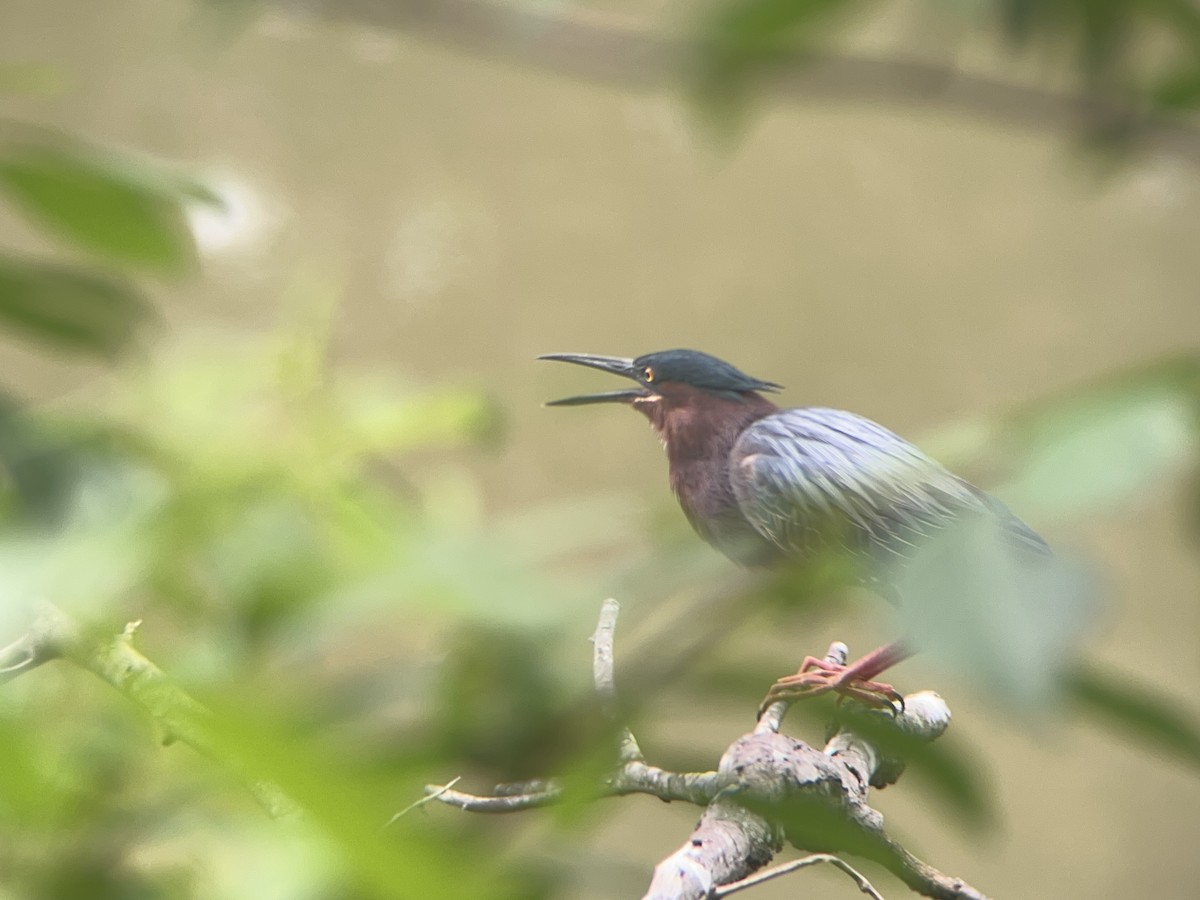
[284,0,1200,156]
[643,644,973,899]
[432,602,987,899]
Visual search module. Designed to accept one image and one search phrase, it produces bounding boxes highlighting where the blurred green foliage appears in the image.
[0,137,209,276]
[0,322,597,899]
[0,131,180,359]
[0,257,150,358]
[693,0,1200,138]
[0,103,592,897]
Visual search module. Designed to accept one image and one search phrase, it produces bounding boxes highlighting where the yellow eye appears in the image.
[642,366,655,382]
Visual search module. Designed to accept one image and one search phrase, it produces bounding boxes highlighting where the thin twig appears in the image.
[424,782,563,812]
[385,776,462,827]
[591,597,643,763]
[425,761,721,811]
[713,853,884,899]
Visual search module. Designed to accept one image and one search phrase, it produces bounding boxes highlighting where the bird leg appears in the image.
[759,640,913,715]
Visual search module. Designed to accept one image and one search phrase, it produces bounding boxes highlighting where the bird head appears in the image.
[539,349,782,417]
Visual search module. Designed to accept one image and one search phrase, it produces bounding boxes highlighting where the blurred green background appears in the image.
[1,0,1199,898]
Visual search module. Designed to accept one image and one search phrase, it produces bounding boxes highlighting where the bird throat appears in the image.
[640,387,779,565]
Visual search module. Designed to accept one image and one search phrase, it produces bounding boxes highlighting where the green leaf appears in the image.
[895,515,1096,709]
[923,356,1200,520]
[1152,65,1200,110]
[0,255,152,357]
[1001,382,1198,519]
[1067,663,1200,769]
[0,140,200,274]
[200,695,533,899]
[690,0,860,126]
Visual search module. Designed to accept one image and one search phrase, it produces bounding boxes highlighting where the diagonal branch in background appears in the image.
[286,0,1200,156]
[428,599,987,899]
[0,602,299,820]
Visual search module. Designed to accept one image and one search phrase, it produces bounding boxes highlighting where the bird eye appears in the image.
[642,366,655,382]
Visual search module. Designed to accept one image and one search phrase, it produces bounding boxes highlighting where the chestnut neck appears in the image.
[636,384,778,465]
[633,384,778,564]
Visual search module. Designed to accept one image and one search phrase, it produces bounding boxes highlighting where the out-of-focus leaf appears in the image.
[336,381,505,454]
[433,626,585,780]
[1000,382,1198,519]
[0,393,83,527]
[201,695,534,900]
[924,356,1200,520]
[0,255,152,357]
[690,0,861,124]
[1153,65,1200,111]
[0,716,61,825]
[0,140,204,274]
[994,0,1200,90]
[895,515,1096,709]
[1067,663,1200,769]
[0,460,162,620]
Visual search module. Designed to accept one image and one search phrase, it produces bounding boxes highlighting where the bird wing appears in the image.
[729,407,1049,565]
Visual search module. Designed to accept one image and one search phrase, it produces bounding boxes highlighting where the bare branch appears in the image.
[591,597,621,707]
[386,776,462,826]
[609,761,720,806]
[591,597,643,763]
[424,758,720,811]
[423,781,563,812]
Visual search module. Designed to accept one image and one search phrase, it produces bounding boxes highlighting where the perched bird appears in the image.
[539,348,1053,709]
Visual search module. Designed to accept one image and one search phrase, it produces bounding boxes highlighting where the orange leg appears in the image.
[759,640,912,714]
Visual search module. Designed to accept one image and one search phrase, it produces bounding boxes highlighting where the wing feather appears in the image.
[730,408,1049,565]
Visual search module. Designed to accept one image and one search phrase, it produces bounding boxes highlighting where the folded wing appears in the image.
[730,408,1049,571]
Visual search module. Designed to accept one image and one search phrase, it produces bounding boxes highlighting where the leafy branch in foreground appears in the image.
[0,592,981,898]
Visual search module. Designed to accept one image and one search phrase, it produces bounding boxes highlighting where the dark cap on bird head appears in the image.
[538,348,782,406]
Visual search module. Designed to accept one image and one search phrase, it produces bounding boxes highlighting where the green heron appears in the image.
[539,348,1052,710]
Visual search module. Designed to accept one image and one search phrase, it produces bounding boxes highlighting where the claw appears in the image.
[758,661,904,718]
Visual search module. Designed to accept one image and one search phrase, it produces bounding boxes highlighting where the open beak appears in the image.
[538,353,652,406]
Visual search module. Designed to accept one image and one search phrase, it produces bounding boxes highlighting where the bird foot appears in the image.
[758,656,904,717]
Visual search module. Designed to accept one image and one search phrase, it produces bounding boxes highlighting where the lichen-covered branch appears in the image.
[432,604,987,900]
[641,638,967,900]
